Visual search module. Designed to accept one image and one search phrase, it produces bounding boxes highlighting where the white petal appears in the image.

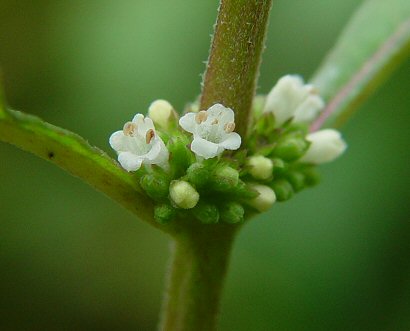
[109,131,126,152]
[118,152,143,171]
[264,75,309,126]
[191,136,220,159]
[300,129,347,164]
[132,113,144,124]
[179,112,197,133]
[207,104,234,123]
[293,95,324,123]
[219,132,241,150]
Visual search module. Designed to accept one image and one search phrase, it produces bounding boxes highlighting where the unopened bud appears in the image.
[194,202,219,224]
[286,171,305,192]
[148,99,176,129]
[274,133,309,162]
[186,163,211,188]
[211,165,239,192]
[247,155,273,180]
[247,184,276,212]
[300,129,347,164]
[169,180,199,209]
[221,202,245,224]
[271,179,294,202]
[140,172,169,201]
[154,204,176,224]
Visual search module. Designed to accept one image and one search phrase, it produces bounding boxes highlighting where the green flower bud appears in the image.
[274,133,309,162]
[286,171,305,192]
[194,201,219,224]
[247,184,276,212]
[167,135,194,178]
[272,158,286,175]
[247,155,273,180]
[221,201,245,224]
[154,203,176,224]
[302,167,321,187]
[140,172,169,201]
[186,163,211,188]
[230,180,260,199]
[169,180,199,209]
[211,165,239,192]
[271,179,294,202]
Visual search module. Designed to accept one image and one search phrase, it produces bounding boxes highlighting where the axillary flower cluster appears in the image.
[109,75,347,225]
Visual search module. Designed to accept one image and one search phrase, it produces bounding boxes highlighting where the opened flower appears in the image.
[179,103,241,159]
[109,114,169,171]
[264,75,324,126]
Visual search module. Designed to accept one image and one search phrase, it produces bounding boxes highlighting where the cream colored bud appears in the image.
[148,99,175,129]
[247,155,273,180]
[169,180,200,209]
[248,184,276,212]
[300,129,347,164]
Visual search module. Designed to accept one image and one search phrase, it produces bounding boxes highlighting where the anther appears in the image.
[145,129,155,144]
[224,122,235,133]
[123,122,137,136]
[195,111,208,124]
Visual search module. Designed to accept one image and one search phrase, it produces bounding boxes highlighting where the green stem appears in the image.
[0,108,162,230]
[200,0,273,138]
[159,225,238,331]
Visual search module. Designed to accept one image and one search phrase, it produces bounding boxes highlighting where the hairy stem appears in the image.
[200,0,273,137]
[159,225,238,331]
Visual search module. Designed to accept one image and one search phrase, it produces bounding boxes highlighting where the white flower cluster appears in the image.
[109,102,242,171]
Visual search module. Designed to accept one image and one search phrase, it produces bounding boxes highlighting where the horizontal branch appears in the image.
[0,108,166,231]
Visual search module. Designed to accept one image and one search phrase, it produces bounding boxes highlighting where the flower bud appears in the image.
[148,99,177,129]
[186,163,211,188]
[247,184,276,212]
[273,133,309,162]
[194,202,219,224]
[140,172,169,201]
[154,203,176,224]
[286,171,305,192]
[272,158,286,175]
[300,129,347,164]
[220,202,245,224]
[211,165,239,192]
[169,180,199,209]
[247,155,273,180]
[271,179,294,201]
[167,135,194,178]
[302,166,321,187]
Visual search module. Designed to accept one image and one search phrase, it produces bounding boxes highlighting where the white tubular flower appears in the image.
[300,129,347,164]
[148,99,176,129]
[109,114,169,171]
[264,75,324,126]
[179,103,241,159]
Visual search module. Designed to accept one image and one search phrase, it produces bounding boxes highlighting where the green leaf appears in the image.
[0,108,168,231]
[310,0,410,130]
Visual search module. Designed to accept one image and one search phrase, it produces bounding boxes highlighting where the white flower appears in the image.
[300,129,347,164]
[179,103,241,159]
[109,114,169,171]
[264,75,324,126]
[148,99,176,129]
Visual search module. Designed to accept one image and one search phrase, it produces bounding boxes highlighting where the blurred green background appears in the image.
[1,1,409,330]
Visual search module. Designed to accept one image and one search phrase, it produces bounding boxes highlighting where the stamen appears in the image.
[211,118,219,125]
[123,122,137,136]
[224,122,235,133]
[195,111,208,124]
[145,129,155,144]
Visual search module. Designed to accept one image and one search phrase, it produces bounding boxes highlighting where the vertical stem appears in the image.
[159,225,237,331]
[200,0,273,137]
